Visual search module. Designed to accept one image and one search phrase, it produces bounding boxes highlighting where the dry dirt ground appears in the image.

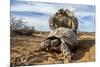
[10,32,95,66]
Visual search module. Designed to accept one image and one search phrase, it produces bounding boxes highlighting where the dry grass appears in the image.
[10,32,95,66]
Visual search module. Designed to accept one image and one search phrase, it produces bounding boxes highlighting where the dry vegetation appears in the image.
[10,32,95,66]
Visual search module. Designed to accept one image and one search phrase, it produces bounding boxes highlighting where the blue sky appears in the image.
[11,0,95,32]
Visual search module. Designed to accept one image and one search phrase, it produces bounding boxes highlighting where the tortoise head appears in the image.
[50,37,61,47]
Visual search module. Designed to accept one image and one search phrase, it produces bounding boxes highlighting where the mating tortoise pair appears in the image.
[39,27,78,62]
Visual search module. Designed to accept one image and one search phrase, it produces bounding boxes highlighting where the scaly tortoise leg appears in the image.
[39,39,51,51]
[60,39,72,63]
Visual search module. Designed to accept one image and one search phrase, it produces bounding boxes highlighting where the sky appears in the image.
[10,0,95,32]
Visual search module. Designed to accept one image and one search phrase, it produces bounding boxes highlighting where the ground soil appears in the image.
[10,32,95,66]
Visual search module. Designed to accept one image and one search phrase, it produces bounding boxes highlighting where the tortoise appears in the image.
[40,27,78,62]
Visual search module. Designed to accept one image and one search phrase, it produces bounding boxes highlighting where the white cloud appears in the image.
[11,2,58,16]
[75,11,95,18]
[11,1,78,16]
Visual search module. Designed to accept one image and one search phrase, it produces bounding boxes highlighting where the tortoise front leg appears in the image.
[39,39,51,51]
[60,39,72,63]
